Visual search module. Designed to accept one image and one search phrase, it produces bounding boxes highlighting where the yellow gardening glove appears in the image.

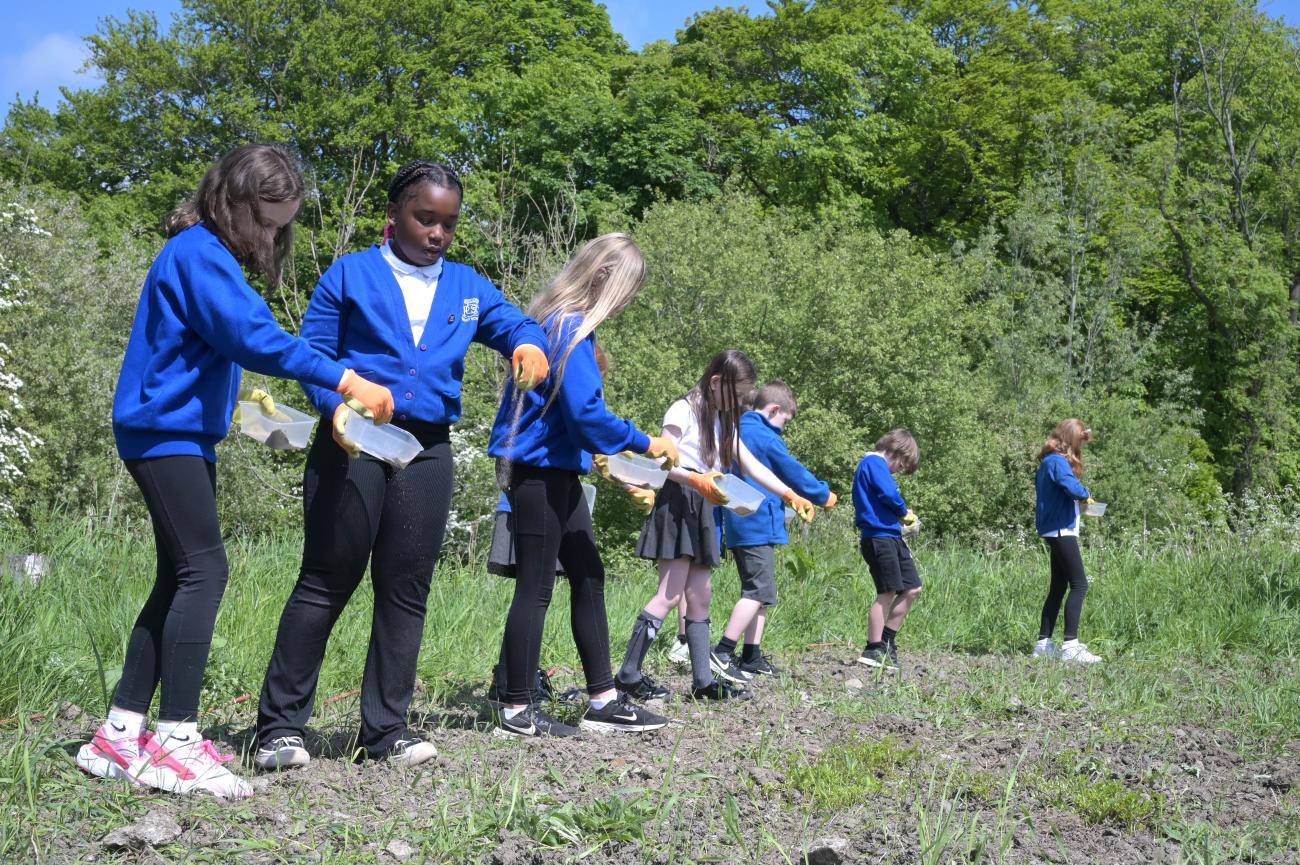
[644,435,680,470]
[901,510,918,527]
[684,471,728,506]
[232,386,276,424]
[332,403,363,458]
[782,489,816,523]
[1085,497,1096,505]
[591,453,613,482]
[512,344,550,392]
[626,485,656,516]
[901,510,920,537]
[823,491,839,510]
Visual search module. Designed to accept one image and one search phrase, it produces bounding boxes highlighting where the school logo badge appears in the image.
[461,298,480,322]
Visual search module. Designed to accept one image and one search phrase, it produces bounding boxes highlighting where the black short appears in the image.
[859,536,921,594]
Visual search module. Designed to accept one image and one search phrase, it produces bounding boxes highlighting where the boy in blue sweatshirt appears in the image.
[713,381,836,677]
[852,428,921,671]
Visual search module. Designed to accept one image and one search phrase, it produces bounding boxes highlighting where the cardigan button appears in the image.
[419,343,428,351]
[404,391,413,400]
[409,368,417,376]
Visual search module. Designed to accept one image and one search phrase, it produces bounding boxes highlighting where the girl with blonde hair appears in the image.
[487,233,680,736]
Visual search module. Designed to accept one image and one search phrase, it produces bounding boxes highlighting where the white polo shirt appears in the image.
[380,241,442,345]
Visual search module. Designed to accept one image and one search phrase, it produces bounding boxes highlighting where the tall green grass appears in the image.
[2,513,1296,739]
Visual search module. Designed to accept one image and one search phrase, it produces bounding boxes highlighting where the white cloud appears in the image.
[0,32,98,108]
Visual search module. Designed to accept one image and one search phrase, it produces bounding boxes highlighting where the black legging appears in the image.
[257,421,453,755]
[500,465,613,704]
[1039,535,1088,641]
[115,456,228,723]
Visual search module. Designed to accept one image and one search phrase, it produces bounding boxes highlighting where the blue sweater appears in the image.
[722,412,832,548]
[1035,452,1090,535]
[112,224,347,461]
[299,246,545,423]
[852,453,909,538]
[487,314,650,473]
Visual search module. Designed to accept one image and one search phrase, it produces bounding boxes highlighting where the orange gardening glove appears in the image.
[783,489,816,523]
[512,344,550,391]
[626,485,656,516]
[336,370,394,424]
[331,403,363,458]
[685,471,728,505]
[823,491,839,510]
[644,435,679,470]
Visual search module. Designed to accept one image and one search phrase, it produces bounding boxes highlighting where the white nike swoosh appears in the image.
[613,712,639,722]
[513,723,537,735]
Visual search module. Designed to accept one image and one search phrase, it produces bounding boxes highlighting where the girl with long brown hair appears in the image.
[83,144,393,800]
[1034,419,1101,664]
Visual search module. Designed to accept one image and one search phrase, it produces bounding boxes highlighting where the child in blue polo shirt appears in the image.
[853,428,921,671]
[713,381,836,677]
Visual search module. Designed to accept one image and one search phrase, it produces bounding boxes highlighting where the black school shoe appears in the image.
[689,680,753,701]
[487,667,556,707]
[615,672,670,702]
[739,653,783,677]
[857,645,898,671]
[709,650,753,684]
[495,706,578,738]
[579,693,669,733]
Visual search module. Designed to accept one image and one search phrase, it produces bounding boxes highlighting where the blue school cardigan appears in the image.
[852,453,908,538]
[112,223,347,462]
[299,246,546,423]
[487,313,649,473]
[1035,452,1090,535]
[721,412,831,549]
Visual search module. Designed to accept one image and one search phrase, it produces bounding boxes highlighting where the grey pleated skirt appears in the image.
[486,511,564,578]
[635,479,721,567]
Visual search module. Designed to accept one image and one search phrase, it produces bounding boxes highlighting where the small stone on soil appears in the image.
[803,836,850,865]
[844,678,864,690]
[101,810,182,849]
[385,839,416,860]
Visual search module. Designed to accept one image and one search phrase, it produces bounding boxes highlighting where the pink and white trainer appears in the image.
[75,723,146,784]
[136,731,253,800]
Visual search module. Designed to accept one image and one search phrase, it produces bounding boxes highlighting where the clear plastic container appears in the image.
[581,482,597,515]
[1084,501,1108,517]
[605,452,669,489]
[344,409,423,469]
[715,474,765,516]
[237,402,317,450]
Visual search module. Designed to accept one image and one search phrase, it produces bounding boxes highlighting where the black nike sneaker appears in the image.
[579,693,669,733]
[494,706,578,738]
[614,672,670,702]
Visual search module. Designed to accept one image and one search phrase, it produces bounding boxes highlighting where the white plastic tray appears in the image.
[344,409,423,469]
[715,474,764,516]
[237,402,317,450]
[605,452,669,489]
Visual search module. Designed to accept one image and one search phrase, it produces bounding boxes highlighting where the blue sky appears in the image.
[2,0,1298,108]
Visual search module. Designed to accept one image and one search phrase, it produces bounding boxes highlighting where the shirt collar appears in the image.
[745,410,784,436]
[381,241,443,280]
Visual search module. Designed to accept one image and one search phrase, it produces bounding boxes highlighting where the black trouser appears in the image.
[115,456,228,723]
[257,422,452,755]
[1039,535,1088,641]
[501,465,614,704]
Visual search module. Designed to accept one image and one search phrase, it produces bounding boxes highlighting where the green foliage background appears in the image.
[1,0,1297,546]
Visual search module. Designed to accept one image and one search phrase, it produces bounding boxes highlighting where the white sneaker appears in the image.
[668,639,690,668]
[137,731,253,799]
[1032,638,1060,658]
[254,735,310,771]
[1060,640,1102,664]
[387,737,438,767]
[75,722,145,784]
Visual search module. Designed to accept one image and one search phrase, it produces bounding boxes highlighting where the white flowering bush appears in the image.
[0,204,48,517]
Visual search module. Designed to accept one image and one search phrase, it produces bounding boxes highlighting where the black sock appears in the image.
[715,636,737,656]
[866,641,886,651]
[676,633,688,645]
[742,643,760,663]
[882,627,898,648]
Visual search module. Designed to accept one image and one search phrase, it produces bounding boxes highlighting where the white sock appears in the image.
[590,698,610,710]
[502,706,526,720]
[155,720,200,744]
[105,707,146,738]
